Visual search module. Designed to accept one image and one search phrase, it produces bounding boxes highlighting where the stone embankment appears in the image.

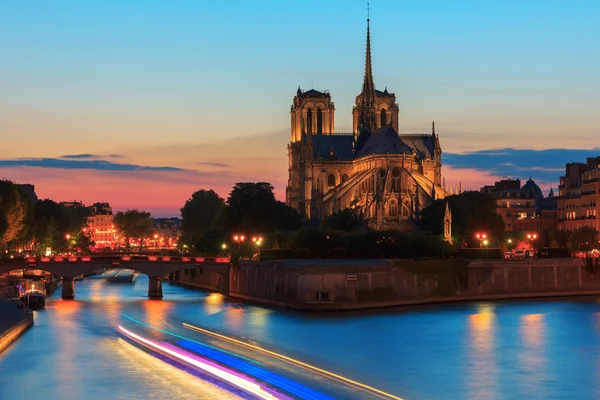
[173,258,600,311]
[0,297,34,354]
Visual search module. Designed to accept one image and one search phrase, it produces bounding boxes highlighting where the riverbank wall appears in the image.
[0,298,34,354]
[227,258,600,310]
[169,263,230,295]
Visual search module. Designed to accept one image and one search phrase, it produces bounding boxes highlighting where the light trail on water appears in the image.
[121,313,264,366]
[117,325,285,400]
[183,322,404,400]
[177,340,333,400]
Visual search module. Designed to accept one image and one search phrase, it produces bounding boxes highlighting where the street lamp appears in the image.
[475,232,487,248]
[252,236,263,258]
[233,234,245,249]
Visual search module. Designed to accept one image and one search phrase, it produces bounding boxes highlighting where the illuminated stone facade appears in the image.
[558,157,600,231]
[481,178,557,233]
[286,20,448,230]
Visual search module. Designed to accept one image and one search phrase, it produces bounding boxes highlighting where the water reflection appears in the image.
[467,304,497,400]
[4,279,600,399]
[519,313,547,397]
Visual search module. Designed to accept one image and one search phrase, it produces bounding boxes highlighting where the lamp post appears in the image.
[252,236,263,259]
[527,232,538,256]
[475,233,487,248]
[233,234,245,250]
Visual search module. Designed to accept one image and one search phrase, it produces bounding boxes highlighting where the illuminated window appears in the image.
[341,173,349,183]
[380,108,386,126]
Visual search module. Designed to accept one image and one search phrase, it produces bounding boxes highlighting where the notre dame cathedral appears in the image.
[286,18,452,231]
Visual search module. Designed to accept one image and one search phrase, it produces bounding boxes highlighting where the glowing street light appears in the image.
[65,234,71,240]
[252,236,263,259]
[221,243,227,250]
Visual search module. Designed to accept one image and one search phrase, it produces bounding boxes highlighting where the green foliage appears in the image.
[568,227,599,252]
[325,208,365,231]
[220,182,300,234]
[283,227,454,259]
[0,180,28,248]
[114,210,154,247]
[180,189,224,248]
[420,191,505,247]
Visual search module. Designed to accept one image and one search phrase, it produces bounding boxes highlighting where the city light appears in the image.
[507,239,512,244]
[117,326,279,400]
[183,323,404,400]
[221,243,227,250]
[65,234,71,240]
[483,239,489,246]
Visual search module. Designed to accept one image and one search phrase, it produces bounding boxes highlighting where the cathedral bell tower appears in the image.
[290,88,335,143]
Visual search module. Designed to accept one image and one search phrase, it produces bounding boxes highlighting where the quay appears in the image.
[0,297,34,354]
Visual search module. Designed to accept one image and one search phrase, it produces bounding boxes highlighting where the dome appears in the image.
[521,178,543,198]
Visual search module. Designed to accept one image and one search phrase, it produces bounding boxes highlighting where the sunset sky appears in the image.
[1,1,599,216]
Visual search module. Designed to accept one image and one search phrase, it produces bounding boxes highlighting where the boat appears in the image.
[6,278,47,310]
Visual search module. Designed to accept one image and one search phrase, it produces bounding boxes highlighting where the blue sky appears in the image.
[0,1,598,215]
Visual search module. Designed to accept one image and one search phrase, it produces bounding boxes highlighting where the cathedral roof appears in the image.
[312,135,354,161]
[399,134,436,159]
[298,89,330,98]
[354,125,413,158]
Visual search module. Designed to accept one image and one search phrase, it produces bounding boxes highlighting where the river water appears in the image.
[2,273,600,400]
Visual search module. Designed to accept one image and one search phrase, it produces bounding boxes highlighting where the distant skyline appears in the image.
[1,1,599,216]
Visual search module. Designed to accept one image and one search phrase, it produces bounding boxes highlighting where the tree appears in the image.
[223,182,300,233]
[326,208,365,231]
[420,191,505,247]
[0,180,28,248]
[568,227,599,253]
[33,199,70,252]
[180,189,224,247]
[114,210,154,248]
[549,230,571,248]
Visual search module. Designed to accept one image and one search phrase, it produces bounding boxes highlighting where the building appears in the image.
[481,178,557,232]
[153,218,181,248]
[558,157,600,231]
[86,203,117,247]
[286,18,450,230]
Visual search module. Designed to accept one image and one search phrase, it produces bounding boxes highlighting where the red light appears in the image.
[68,256,78,262]
[240,235,245,241]
[26,257,36,263]
[482,234,487,239]
[182,257,191,262]
[476,234,481,239]
[121,256,131,261]
[148,256,158,261]
[195,257,205,262]
[81,256,91,262]
[161,256,172,261]
[41,257,50,262]
[54,256,64,262]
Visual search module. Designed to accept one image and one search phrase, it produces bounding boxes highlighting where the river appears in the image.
[2,273,600,399]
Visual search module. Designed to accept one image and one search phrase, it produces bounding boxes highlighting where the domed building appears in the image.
[286,18,453,230]
[480,178,557,232]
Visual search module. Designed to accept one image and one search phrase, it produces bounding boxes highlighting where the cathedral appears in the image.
[286,18,450,230]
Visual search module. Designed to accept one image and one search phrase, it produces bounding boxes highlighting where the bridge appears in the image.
[0,255,230,299]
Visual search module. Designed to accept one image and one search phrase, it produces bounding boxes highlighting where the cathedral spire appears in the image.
[362,4,375,106]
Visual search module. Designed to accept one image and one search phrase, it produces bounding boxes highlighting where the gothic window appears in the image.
[341,173,349,183]
[317,109,323,134]
[380,108,386,126]
[306,108,313,134]
[391,168,400,192]
[389,200,398,217]
[327,173,336,187]
[402,204,409,217]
